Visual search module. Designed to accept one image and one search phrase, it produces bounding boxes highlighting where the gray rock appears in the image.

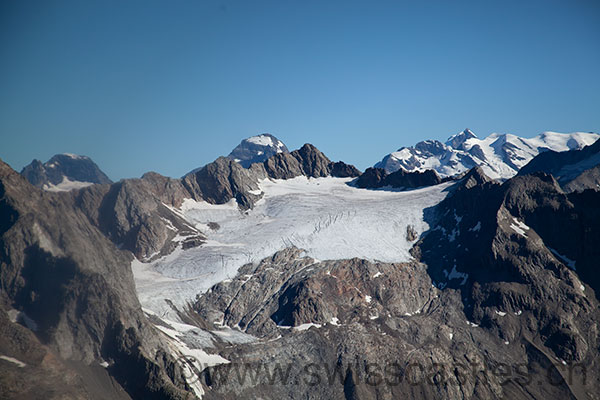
[0,159,191,399]
[356,167,441,189]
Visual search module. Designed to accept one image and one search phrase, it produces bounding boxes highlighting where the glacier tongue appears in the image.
[132,176,453,318]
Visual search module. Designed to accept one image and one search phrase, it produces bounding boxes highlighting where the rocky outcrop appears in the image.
[263,144,360,179]
[563,165,600,192]
[356,167,441,189]
[76,173,205,260]
[21,154,112,190]
[0,160,191,399]
[182,156,266,210]
[184,144,360,210]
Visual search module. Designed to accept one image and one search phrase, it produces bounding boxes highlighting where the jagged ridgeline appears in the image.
[2,132,600,399]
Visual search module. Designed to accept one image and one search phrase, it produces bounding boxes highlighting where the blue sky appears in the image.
[1,0,599,180]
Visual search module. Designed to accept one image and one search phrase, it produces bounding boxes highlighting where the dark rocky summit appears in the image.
[21,153,112,190]
[184,143,360,210]
[356,167,441,189]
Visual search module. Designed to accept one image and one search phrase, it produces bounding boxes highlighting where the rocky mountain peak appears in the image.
[20,153,112,191]
[228,133,289,168]
[446,128,477,149]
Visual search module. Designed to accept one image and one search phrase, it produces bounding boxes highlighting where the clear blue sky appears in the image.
[1,0,599,180]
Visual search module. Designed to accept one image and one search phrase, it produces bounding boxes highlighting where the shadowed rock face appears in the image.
[356,167,441,189]
[415,169,600,382]
[21,154,112,189]
[0,160,190,400]
[76,174,205,260]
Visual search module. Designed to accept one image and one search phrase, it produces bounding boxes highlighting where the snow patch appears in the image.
[43,176,94,192]
[510,218,530,237]
[294,323,322,331]
[246,135,274,147]
[0,355,26,368]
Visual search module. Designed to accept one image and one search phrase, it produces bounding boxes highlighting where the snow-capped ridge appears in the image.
[375,130,599,180]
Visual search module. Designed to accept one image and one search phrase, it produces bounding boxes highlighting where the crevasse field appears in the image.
[133,176,453,319]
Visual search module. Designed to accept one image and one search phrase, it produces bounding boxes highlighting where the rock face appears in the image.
[263,144,360,179]
[228,133,289,167]
[0,160,190,399]
[375,129,599,180]
[193,237,600,399]
[183,156,266,210]
[184,144,360,210]
[77,173,205,260]
[518,137,600,192]
[415,168,600,389]
[356,167,441,189]
[20,153,112,191]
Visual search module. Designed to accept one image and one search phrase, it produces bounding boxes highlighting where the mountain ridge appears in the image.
[375,129,599,180]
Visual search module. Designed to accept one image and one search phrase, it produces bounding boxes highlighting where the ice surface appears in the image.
[132,177,453,318]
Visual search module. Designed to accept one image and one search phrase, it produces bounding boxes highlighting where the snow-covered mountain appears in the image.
[227,133,288,167]
[20,153,112,191]
[375,129,600,180]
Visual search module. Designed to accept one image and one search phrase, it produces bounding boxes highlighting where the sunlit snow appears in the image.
[132,176,453,318]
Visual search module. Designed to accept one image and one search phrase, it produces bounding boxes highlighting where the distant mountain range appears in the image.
[19,131,600,191]
[374,129,599,180]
